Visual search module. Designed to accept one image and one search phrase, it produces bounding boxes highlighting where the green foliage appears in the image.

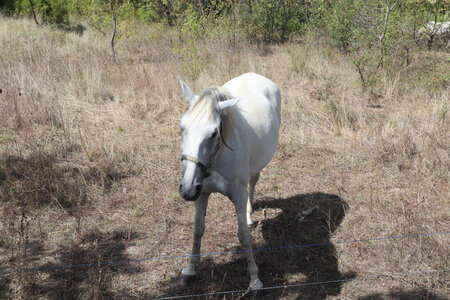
[1,0,448,89]
[0,0,16,15]
[39,0,70,26]
[73,0,110,33]
[239,0,307,42]
[316,0,449,89]
[66,0,154,38]
[12,0,69,27]
[132,0,156,22]
[172,1,232,76]
[325,0,356,51]
[174,3,203,77]
[324,0,449,51]
[150,0,182,26]
[0,0,155,28]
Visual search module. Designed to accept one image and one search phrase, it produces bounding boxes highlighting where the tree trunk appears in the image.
[28,0,39,27]
[378,0,399,68]
[109,0,117,63]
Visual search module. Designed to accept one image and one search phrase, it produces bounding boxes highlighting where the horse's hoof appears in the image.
[249,289,264,300]
[179,274,196,286]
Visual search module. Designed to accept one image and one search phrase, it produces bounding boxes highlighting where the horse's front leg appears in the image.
[247,173,260,226]
[233,188,263,291]
[180,193,209,286]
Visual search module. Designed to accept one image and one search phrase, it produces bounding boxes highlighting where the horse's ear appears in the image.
[217,98,239,114]
[179,77,196,106]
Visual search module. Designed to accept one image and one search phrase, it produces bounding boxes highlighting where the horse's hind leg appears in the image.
[233,189,263,291]
[180,193,209,286]
[247,173,260,226]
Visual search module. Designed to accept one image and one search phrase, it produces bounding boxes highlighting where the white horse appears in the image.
[417,21,450,48]
[178,73,281,292]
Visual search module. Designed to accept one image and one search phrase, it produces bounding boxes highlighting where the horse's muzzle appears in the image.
[179,182,202,201]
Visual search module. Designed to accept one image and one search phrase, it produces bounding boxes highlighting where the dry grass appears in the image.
[0,18,449,299]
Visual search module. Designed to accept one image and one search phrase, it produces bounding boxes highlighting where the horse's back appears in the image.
[223,73,281,175]
[223,73,281,120]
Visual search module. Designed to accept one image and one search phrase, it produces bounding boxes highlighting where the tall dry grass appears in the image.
[0,17,448,299]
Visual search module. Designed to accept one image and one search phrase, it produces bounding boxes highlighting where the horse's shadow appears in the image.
[152,192,356,299]
[253,193,355,299]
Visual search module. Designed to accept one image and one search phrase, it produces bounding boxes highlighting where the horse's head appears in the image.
[178,77,238,201]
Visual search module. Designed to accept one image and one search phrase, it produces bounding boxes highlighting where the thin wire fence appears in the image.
[1,231,448,275]
[152,269,449,300]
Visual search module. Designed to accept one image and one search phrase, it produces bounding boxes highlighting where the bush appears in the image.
[39,0,69,27]
[239,0,307,43]
[12,0,69,27]
[318,0,448,89]
[0,0,16,15]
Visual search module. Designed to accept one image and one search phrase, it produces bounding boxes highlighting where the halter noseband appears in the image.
[180,141,220,172]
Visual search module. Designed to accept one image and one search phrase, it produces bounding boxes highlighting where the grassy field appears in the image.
[0,18,449,299]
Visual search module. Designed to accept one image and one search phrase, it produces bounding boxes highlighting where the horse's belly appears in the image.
[249,127,279,174]
[241,101,280,174]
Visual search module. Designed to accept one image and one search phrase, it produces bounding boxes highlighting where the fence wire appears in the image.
[152,269,449,300]
[1,231,449,275]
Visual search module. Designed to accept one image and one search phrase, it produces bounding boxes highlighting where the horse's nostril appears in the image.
[179,182,202,201]
[194,184,202,194]
[179,184,186,197]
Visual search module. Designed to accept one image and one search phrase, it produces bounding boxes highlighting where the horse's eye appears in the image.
[211,131,218,138]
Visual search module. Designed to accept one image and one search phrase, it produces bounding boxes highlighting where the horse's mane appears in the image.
[186,87,234,148]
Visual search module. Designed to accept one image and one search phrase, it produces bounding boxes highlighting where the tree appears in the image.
[108,0,117,62]
[28,0,40,26]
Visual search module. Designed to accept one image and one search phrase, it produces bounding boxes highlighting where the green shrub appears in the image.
[174,3,203,77]
[39,0,69,27]
[0,0,16,15]
[239,0,307,43]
